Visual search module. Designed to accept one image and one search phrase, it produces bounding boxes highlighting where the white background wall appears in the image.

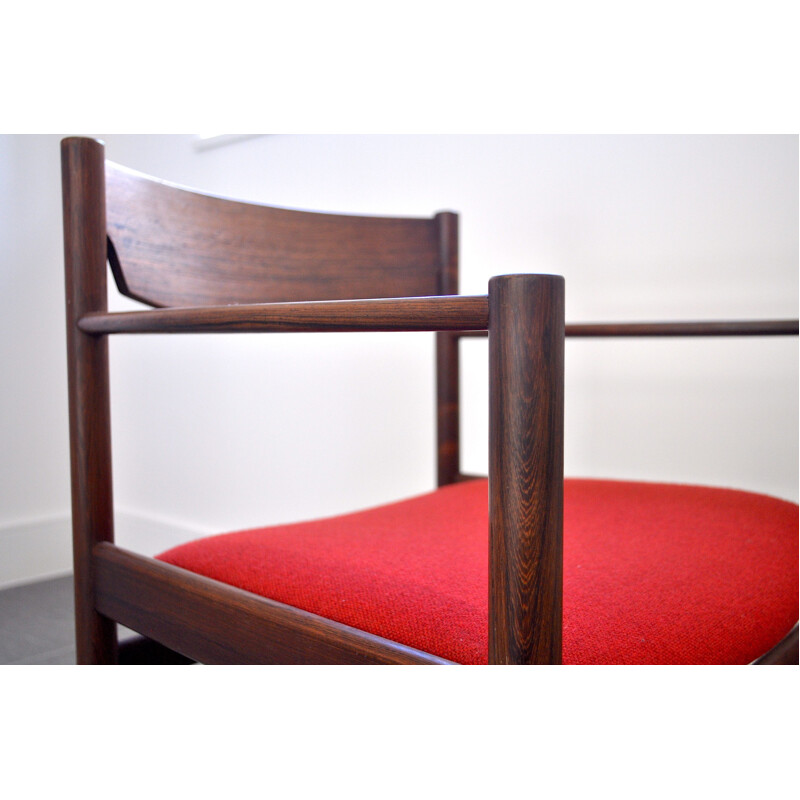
[1,134,797,586]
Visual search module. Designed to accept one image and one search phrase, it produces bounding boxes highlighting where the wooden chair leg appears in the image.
[488,274,565,664]
[435,211,461,488]
[62,137,118,663]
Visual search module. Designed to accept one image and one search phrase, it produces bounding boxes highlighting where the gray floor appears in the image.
[0,575,77,664]
[0,575,186,665]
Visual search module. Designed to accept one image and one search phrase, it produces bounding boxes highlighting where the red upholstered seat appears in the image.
[157,479,798,665]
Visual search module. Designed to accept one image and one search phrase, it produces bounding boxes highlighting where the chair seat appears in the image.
[156,479,798,664]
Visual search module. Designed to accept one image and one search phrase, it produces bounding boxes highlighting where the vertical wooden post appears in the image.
[435,211,460,487]
[488,274,564,664]
[62,137,118,664]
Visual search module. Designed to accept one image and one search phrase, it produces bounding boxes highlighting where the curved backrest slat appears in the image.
[106,162,445,308]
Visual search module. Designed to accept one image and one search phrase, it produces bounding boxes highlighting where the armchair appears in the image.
[62,136,798,665]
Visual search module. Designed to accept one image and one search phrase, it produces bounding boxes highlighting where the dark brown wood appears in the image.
[488,274,565,665]
[752,625,799,665]
[566,320,799,337]
[435,212,462,487]
[61,137,118,664]
[458,320,799,338]
[78,295,489,335]
[94,544,452,665]
[105,161,442,308]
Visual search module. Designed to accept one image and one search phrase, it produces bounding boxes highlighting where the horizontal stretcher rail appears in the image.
[79,295,490,334]
[458,320,799,338]
[94,543,452,665]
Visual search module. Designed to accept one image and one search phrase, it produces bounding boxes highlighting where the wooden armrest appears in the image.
[565,320,799,337]
[78,295,489,335]
[459,319,799,338]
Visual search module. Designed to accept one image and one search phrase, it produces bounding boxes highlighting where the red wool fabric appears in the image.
[156,479,798,664]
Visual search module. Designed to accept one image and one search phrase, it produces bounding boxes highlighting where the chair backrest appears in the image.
[102,152,463,486]
[105,162,458,308]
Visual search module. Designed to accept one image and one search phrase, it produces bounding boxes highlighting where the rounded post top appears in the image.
[489,273,564,289]
[61,136,105,156]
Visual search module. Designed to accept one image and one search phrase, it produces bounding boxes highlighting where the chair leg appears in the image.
[62,137,118,664]
[488,274,565,664]
[435,211,461,488]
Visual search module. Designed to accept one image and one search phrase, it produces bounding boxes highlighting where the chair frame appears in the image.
[62,137,798,665]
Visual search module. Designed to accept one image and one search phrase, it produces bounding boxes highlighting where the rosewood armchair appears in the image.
[62,137,798,665]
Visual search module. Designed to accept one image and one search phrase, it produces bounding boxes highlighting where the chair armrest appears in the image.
[565,320,799,337]
[459,319,798,338]
[78,295,489,335]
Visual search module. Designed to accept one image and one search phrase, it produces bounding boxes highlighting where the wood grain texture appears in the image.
[488,274,565,664]
[106,162,442,308]
[94,544,452,665]
[78,295,489,335]
[435,212,462,487]
[61,137,118,664]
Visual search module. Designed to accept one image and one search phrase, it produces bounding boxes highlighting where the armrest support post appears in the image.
[489,274,565,664]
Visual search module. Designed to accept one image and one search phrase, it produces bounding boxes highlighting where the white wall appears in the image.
[1,134,797,586]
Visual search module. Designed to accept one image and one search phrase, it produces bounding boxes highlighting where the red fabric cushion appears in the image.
[156,479,798,664]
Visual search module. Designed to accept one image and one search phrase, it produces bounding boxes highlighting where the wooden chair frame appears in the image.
[62,137,798,665]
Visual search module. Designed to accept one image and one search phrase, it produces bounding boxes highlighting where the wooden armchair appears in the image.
[62,136,798,665]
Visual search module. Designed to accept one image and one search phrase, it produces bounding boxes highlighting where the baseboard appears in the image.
[0,515,73,589]
[0,511,208,590]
